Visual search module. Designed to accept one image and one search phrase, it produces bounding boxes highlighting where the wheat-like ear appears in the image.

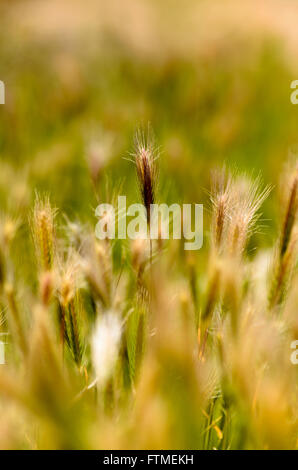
[210,167,232,250]
[279,165,298,258]
[227,175,271,257]
[31,194,57,272]
[133,125,158,226]
[269,162,297,309]
[269,235,297,308]
[210,169,270,257]
[202,171,270,356]
[56,253,84,365]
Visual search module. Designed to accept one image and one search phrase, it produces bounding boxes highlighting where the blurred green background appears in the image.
[0,0,298,256]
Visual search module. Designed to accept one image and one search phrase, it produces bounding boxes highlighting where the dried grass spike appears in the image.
[133,126,158,226]
[31,195,57,272]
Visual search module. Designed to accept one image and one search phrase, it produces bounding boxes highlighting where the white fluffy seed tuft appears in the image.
[92,311,122,388]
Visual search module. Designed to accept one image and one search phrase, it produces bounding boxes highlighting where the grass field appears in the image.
[0,0,297,450]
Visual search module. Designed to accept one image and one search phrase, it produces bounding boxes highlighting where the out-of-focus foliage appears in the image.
[0,0,297,450]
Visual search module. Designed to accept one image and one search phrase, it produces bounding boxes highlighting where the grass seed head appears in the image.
[279,162,298,258]
[210,167,233,250]
[227,175,271,256]
[31,195,57,272]
[133,126,158,226]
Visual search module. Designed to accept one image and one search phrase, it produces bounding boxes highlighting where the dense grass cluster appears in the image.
[0,0,298,451]
[0,136,297,449]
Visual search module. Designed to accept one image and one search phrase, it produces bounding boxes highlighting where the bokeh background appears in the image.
[0,0,298,451]
[0,0,298,271]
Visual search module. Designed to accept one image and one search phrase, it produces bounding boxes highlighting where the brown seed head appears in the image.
[134,127,158,225]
